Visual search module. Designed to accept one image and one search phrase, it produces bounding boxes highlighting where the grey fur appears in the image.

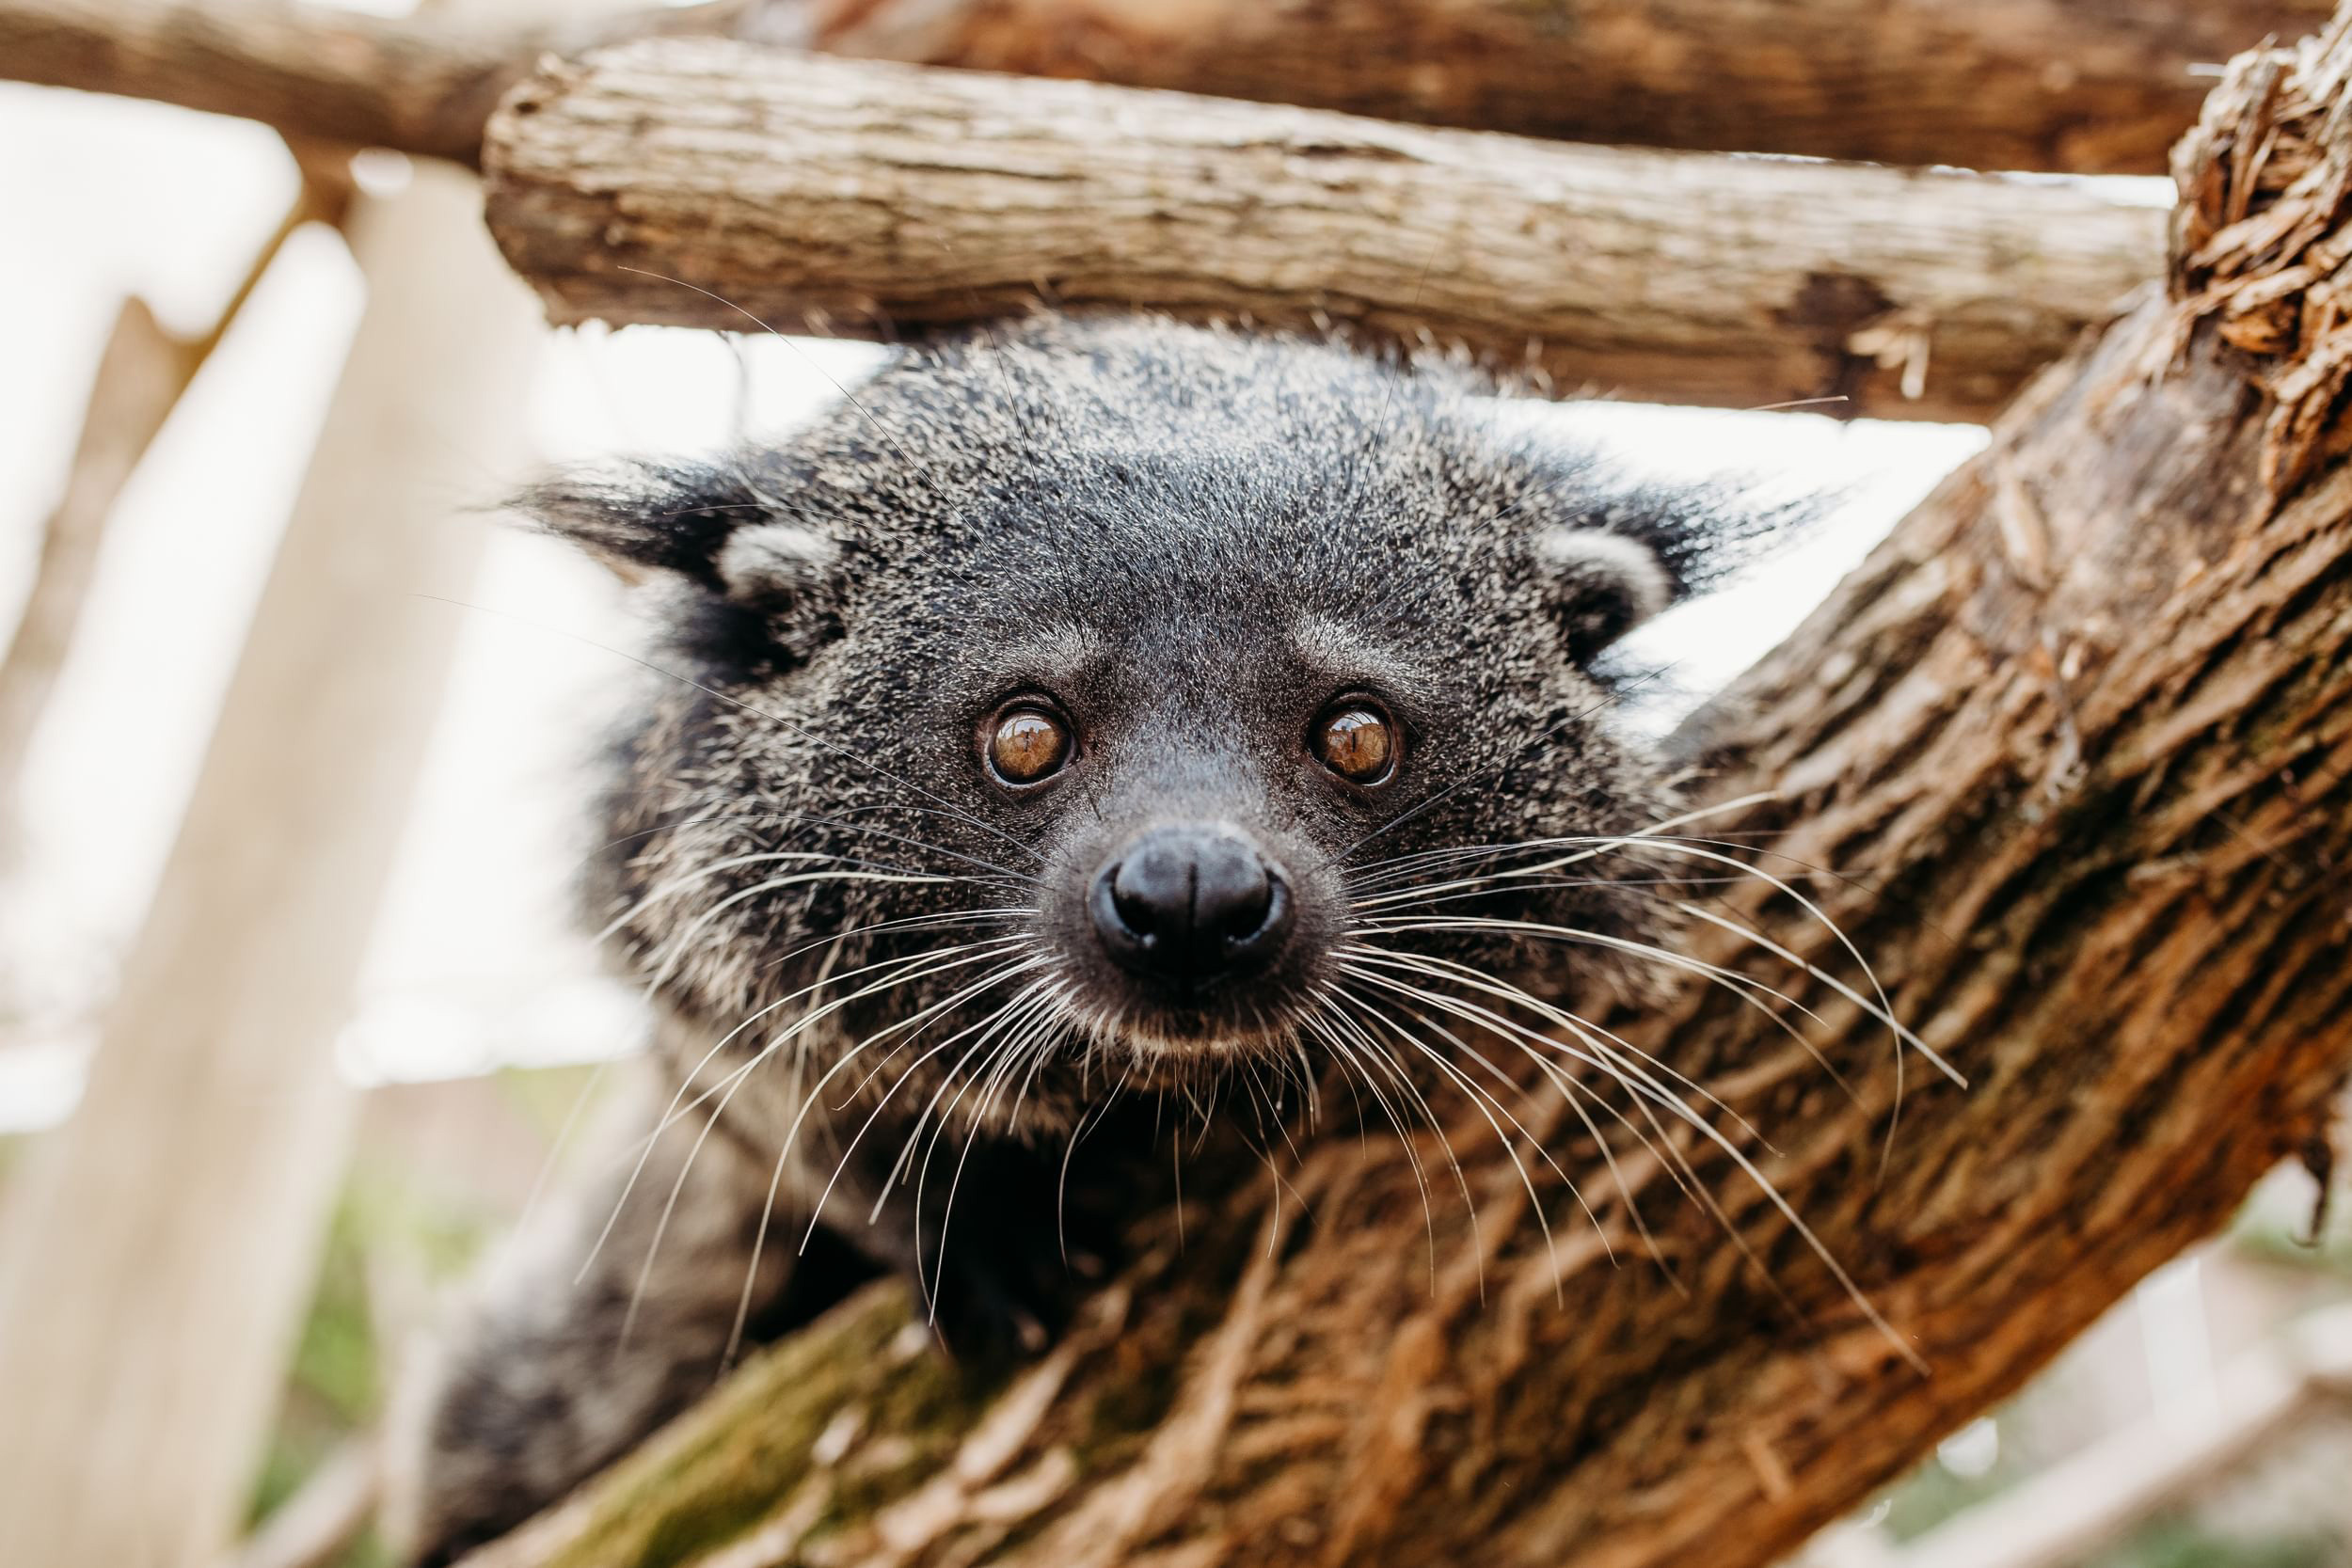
[393,314,1747,1562]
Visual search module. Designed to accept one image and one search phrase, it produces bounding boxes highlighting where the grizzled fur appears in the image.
[393,315,1749,1562]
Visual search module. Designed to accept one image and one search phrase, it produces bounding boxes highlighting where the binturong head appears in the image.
[525,315,1754,1145]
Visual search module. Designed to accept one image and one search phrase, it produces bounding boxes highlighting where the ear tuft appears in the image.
[517,464,744,589]
[716,522,838,605]
[516,460,848,665]
[1537,528,1676,662]
[715,522,844,659]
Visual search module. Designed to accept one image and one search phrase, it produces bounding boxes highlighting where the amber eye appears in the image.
[984,705,1073,786]
[1311,702,1398,784]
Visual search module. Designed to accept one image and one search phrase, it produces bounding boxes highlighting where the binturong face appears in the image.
[531,316,1748,1146]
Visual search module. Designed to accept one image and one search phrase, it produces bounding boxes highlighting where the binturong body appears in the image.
[395,314,1760,1562]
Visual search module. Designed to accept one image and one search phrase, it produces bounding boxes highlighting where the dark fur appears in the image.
[393,315,1749,1561]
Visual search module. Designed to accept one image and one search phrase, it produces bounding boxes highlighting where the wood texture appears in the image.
[7,0,2335,176]
[811,0,2336,175]
[0,0,766,166]
[484,42,2169,423]
[460,16,2352,1568]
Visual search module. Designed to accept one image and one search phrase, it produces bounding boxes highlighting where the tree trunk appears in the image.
[809,0,2335,176]
[455,16,2352,1568]
[483,42,2167,423]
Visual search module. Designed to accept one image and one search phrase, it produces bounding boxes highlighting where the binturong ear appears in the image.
[519,460,847,663]
[1536,528,1678,664]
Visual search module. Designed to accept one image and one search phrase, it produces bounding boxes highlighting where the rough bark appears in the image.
[8,0,2335,176]
[0,0,771,166]
[809,0,2336,176]
[483,42,2168,424]
[458,16,2352,1568]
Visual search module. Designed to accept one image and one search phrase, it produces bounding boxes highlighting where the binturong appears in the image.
[391,313,1770,1563]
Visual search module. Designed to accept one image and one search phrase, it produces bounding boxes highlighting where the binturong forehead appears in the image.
[810,318,1559,732]
[930,437,1472,717]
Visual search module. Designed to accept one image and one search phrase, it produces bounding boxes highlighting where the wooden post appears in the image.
[0,160,541,1566]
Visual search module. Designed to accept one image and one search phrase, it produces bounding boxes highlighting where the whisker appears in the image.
[578,933,1027,1284]
[1347,990,1574,1305]
[723,954,1051,1364]
[1296,1002,1442,1289]
[1352,915,1853,1107]
[1343,789,1782,888]
[1346,942,1774,1147]
[1338,960,1923,1370]
[927,984,1073,1319]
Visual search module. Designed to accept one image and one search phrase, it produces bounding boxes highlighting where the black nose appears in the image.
[1090,825,1292,984]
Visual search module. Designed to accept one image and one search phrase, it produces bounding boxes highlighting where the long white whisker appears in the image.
[1346,942,1772,1148]
[1353,916,1854,1108]
[722,955,1050,1364]
[578,934,1026,1284]
[1338,961,1922,1370]
[927,985,1073,1319]
[1297,1002,1441,1288]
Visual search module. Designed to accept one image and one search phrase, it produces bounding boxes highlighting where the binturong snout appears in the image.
[1089,824,1294,988]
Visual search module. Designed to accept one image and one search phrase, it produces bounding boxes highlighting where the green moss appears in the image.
[533,1287,987,1568]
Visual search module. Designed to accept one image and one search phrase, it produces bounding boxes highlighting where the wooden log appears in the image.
[455,14,2352,1568]
[6,0,2334,176]
[810,0,2337,176]
[0,162,543,1568]
[483,42,2169,423]
[0,0,765,166]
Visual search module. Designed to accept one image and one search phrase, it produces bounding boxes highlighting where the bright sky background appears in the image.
[0,83,1994,1131]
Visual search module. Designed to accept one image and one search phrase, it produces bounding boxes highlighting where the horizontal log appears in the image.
[810,0,2338,175]
[484,42,2168,422]
[8,0,2332,176]
[0,0,763,166]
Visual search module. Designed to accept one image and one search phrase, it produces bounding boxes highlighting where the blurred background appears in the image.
[0,45,2345,1568]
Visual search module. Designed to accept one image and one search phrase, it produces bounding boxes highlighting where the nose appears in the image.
[1090,825,1292,985]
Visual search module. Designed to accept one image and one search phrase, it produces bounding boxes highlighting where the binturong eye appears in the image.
[984,705,1073,786]
[1311,701,1399,785]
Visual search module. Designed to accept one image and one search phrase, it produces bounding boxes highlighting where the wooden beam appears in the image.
[484,42,2167,423]
[808,0,2337,176]
[6,0,2333,175]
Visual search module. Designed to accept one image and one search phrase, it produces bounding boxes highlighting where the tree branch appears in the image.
[482,42,2168,423]
[807,0,2336,176]
[460,13,2352,1568]
[7,0,2334,175]
[0,0,771,166]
